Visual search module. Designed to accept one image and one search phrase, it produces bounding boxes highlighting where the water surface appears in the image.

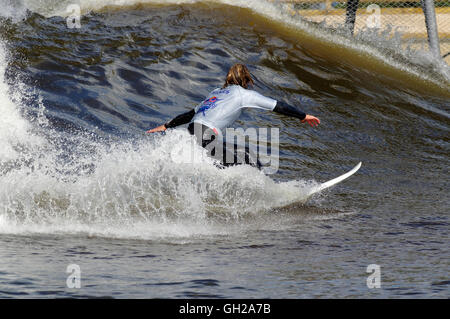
[0,0,448,298]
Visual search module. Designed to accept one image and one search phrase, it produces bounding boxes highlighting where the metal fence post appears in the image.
[422,0,441,58]
[345,0,360,35]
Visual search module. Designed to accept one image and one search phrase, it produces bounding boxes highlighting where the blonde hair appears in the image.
[223,63,254,89]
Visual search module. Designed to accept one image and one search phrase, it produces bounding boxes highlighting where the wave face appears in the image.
[0,47,312,239]
[0,1,449,241]
[0,4,321,238]
[7,0,450,87]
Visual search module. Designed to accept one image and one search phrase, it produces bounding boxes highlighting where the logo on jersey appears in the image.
[197,96,221,116]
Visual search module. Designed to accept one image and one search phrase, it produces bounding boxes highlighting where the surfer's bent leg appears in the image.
[188,123,260,169]
[188,122,215,148]
[224,142,261,169]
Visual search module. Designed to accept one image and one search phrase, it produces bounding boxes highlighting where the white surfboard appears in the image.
[306,162,362,198]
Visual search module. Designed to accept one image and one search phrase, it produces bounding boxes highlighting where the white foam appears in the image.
[0,0,28,21]
[0,46,44,163]
[0,118,314,238]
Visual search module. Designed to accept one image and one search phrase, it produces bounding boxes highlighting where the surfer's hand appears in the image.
[301,115,320,127]
[146,125,167,133]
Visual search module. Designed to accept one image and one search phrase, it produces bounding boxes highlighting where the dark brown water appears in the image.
[0,1,448,298]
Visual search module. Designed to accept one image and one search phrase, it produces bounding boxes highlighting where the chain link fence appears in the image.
[274,0,450,64]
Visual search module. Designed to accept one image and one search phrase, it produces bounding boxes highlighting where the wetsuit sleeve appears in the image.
[273,101,306,120]
[241,89,277,111]
[164,109,195,128]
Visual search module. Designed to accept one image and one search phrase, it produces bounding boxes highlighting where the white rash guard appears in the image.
[191,85,277,132]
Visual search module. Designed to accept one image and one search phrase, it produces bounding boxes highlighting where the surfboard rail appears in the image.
[306,162,362,198]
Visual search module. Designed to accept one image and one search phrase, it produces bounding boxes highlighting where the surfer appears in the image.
[146,63,320,167]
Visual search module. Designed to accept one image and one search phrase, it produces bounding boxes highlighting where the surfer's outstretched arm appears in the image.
[146,109,195,133]
[273,101,320,127]
[240,88,320,127]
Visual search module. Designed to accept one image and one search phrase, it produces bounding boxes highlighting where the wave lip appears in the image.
[12,0,449,91]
